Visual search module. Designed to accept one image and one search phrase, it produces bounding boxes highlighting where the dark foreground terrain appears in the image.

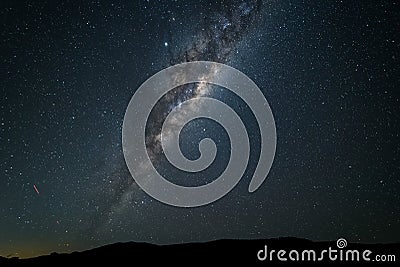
[1,238,398,266]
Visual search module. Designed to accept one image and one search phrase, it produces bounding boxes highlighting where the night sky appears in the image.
[1,0,399,258]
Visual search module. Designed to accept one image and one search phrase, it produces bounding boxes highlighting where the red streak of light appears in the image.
[33,184,40,195]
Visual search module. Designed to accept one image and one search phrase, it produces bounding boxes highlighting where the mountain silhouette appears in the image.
[1,237,398,266]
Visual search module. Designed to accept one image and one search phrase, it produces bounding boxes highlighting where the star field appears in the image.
[1,0,399,258]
